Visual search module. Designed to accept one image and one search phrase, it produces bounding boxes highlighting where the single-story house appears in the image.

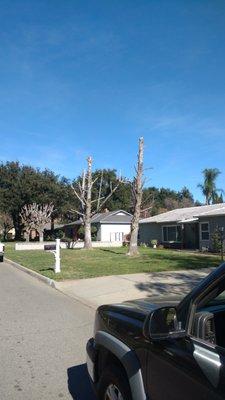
[139,203,225,251]
[61,210,132,242]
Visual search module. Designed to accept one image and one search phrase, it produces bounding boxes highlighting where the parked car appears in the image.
[0,242,4,262]
[87,263,225,399]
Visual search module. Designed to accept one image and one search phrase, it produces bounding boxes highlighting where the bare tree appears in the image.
[20,203,54,242]
[128,137,145,256]
[71,157,120,249]
[0,213,14,241]
[20,205,34,242]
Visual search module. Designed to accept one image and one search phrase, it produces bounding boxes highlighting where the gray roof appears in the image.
[140,203,225,224]
[62,210,132,227]
[91,210,132,223]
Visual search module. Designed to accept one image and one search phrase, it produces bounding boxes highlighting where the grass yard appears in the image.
[4,242,221,281]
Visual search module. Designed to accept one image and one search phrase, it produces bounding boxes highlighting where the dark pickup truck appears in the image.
[87,263,225,400]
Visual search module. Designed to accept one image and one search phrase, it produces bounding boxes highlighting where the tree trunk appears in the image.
[3,226,7,241]
[51,216,55,231]
[128,137,144,256]
[25,231,30,242]
[13,214,23,240]
[38,230,44,242]
[84,157,93,249]
[84,220,92,249]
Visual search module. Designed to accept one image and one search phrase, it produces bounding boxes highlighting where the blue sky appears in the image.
[1,0,225,201]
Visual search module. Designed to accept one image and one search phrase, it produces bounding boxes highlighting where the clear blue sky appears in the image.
[1,0,225,201]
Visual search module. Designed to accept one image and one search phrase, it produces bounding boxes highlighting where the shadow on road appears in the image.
[67,363,96,400]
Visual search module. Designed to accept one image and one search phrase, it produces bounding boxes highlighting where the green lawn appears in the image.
[4,243,221,281]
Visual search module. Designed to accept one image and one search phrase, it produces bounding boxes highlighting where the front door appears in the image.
[183,223,199,249]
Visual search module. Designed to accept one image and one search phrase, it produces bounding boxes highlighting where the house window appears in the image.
[200,222,210,241]
[110,232,124,242]
[162,226,182,242]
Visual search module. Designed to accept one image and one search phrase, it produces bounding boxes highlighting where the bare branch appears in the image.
[70,209,85,217]
[91,196,105,203]
[141,206,153,213]
[97,170,104,211]
[143,167,153,172]
[71,184,86,205]
[142,192,155,205]
[97,183,119,212]
[91,176,99,187]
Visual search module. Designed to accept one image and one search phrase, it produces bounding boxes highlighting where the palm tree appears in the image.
[198,168,222,205]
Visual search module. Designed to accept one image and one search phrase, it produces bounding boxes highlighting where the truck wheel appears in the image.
[98,365,132,400]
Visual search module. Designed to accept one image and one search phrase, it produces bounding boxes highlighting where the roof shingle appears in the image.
[140,203,225,224]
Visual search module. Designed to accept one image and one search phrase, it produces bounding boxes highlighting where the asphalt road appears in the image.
[0,261,96,400]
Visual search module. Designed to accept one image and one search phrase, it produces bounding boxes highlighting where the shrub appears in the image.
[151,239,158,247]
[78,225,97,240]
[139,242,147,248]
[44,229,64,241]
[211,228,223,253]
[61,237,77,249]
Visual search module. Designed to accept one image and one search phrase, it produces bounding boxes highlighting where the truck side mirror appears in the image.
[144,306,186,340]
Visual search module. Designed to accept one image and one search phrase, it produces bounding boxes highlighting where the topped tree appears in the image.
[20,203,54,242]
[71,157,121,249]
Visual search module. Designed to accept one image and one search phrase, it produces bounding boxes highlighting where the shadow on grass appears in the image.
[39,267,55,272]
[67,363,96,400]
[140,251,220,269]
[99,248,124,255]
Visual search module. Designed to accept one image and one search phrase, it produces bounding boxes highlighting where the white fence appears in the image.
[15,241,123,251]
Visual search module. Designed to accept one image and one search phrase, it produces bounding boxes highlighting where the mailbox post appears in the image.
[44,239,61,273]
[55,238,61,273]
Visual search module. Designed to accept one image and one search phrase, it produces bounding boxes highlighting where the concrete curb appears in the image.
[5,258,96,309]
[5,258,57,288]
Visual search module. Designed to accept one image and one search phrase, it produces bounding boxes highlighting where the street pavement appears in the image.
[0,261,96,400]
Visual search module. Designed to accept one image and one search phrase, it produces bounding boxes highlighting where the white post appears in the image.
[54,238,61,273]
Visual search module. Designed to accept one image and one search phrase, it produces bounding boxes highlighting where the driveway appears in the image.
[0,261,96,400]
[55,268,214,308]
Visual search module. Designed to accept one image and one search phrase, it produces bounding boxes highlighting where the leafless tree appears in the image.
[71,156,120,249]
[20,203,54,242]
[0,213,14,241]
[128,137,150,256]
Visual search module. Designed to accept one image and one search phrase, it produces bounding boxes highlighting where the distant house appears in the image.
[61,210,132,242]
[139,203,225,251]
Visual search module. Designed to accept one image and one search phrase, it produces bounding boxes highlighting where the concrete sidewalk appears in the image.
[55,268,213,309]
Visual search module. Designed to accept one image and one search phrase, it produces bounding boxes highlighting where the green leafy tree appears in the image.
[91,169,132,212]
[197,168,222,205]
[0,212,13,241]
[0,162,74,239]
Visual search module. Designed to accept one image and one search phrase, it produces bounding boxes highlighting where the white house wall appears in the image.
[100,224,131,242]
